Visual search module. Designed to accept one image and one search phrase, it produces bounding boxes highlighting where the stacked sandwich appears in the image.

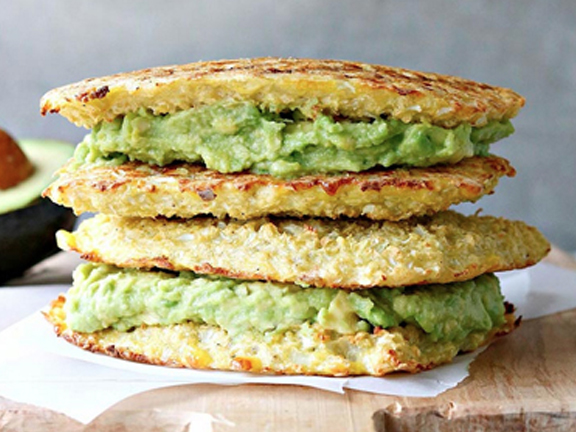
[42,58,549,376]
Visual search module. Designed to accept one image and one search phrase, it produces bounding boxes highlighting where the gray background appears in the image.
[1,1,575,250]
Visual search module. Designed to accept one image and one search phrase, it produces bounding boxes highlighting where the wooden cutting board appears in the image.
[1,254,576,431]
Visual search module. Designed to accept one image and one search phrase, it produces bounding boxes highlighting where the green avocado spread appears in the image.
[74,102,513,177]
[65,263,506,342]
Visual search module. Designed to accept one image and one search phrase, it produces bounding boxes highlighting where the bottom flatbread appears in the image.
[45,295,517,377]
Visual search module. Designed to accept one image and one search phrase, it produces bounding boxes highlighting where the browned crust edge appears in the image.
[58,155,516,196]
[70,248,547,290]
[44,155,516,221]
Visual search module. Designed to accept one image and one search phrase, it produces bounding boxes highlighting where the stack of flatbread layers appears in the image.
[42,58,549,376]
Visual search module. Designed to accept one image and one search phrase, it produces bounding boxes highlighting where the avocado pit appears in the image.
[0,129,34,190]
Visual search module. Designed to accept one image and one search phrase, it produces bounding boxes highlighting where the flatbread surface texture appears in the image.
[44,155,515,220]
[58,211,550,289]
[41,58,524,129]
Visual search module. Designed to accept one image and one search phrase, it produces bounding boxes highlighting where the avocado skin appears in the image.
[0,199,75,284]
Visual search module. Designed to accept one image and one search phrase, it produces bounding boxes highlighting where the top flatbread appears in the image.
[41,58,524,129]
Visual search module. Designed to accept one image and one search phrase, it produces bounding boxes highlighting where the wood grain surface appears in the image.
[1,249,575,431]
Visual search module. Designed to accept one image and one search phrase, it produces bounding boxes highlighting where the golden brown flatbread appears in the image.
[41,58,524,128]
[44,155,515,220]
[58,210,550,289]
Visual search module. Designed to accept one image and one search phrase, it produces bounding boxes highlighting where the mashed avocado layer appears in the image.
[65,263,506,342]
[75,103,513,177]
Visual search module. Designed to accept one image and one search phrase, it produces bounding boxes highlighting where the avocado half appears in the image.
[0,139,75,284]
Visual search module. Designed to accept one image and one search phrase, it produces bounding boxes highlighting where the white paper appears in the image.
[500,263,576,320]
[0,261,575,424]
